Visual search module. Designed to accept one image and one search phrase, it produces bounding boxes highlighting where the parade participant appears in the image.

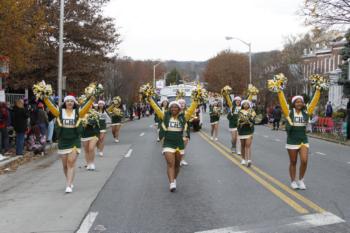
[140,83,206,192]
[178,98,189,166]
[33,81,102,193]
[155,99,169,142]
[238,100,256,167]
[268,74,327,190]
[81,107,100,171]
[221,86,241,154]
[107,96,123,143]
[209,101,221,141]
[96,100,110,157]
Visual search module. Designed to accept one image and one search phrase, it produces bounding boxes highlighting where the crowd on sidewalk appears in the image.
[0,97,58,159]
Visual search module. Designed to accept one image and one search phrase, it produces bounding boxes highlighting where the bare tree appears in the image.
[302,0,350,28]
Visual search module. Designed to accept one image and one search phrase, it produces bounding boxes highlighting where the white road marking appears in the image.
[274,139,281,142]
[124,149,133,158]
[315,152,326,156]
[76,211,98,233]
[195,212,344,233]
[139,132,145,137]
[347,162,350,164]
[263,135,269,138]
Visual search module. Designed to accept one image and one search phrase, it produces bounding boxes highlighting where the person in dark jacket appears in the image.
[272,105,282,130]
[325,101,333,118]
[13,99,29,155]
[36,102,48,135]
[0,102,9,155]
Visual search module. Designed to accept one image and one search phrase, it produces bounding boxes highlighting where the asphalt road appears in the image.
[85,113,350,233]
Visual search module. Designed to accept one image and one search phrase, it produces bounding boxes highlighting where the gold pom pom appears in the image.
[247,84,259,96]
[33,81,53,99]
[267,73,288,93]
[221,85,232,96]
[84,83,104,98]
[139,83,155,101]
[176,90,186,100]
[309,74,329,91]
[191,84,208,104]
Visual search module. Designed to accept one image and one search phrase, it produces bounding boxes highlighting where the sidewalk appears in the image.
[0,143,130,233]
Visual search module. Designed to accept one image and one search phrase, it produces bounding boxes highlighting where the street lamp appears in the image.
[153,62,161,88]
[58,0,64,105]
[225,36,252,85]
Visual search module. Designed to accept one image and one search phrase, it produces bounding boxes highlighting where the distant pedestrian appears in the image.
[13,99,29,156]
[272,105,282,130]
[325,101,333,118]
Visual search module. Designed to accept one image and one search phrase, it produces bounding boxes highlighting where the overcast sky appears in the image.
[103,0,309,61]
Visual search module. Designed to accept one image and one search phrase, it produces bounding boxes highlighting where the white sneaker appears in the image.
[90,163,95,171]
[65,186,72,193]
[298,180,306,190]
[241,159,246,165]
[180,160,188,166]
[86,164,91,170]
[70,184,74,189]
[214,138,218,141]
[210,136,214,141]
[247,160,252,167]
[115,139,119,143]
[99,152,103,157]
[169,182,176,192]
[237,152,241,155]
[157,138,160,142]
[291,181,299,190]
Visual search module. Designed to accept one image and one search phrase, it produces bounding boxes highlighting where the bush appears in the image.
[333,109,347,120]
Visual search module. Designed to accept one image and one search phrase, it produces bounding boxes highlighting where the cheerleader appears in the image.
[221,86,241,154]
[34,82,100,193]
[96,100,110,156]
[209,101,221,141]
[81,107,100,171]
[238,100,256,167]
[155,99,169,142]
[178,98,189,166]
[268,74,326,190]
[140,84,203,192]
[107,96,123,143]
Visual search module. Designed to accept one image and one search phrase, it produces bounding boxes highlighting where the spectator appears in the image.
[0,102,9,155]
[36,102,49,135]
[272,105,282,130]
[46,109,55,143]
[13,99,28,156]
[325,101,333,118]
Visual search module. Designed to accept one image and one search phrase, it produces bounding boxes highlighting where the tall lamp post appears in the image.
[153,62,161,88]
[225,36,252,85]
[58,0,64,105]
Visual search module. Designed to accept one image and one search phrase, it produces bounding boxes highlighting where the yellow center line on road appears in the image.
[199,131,326,214]
[198,132,309,214]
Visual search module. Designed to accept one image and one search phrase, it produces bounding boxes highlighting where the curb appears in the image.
[263,124,350,147]
[0,143,58,171]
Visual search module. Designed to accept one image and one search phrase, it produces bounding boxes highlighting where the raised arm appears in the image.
[148,97,164,120]
[277,91,290,118]
[43,97,59,117]
[185,100,198,121]
[307,88,321,116]
[223,93,233,109]
[79,97,95,118]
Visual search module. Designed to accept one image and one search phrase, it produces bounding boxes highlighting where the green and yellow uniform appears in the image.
[209,106,220,125]
[148,97,198,155]
[81,116,100,142]
[227,105,241,131]
[98,110,109,133]
[237,108,256,139]
[44,97,94,155]
[276,89,321,150]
